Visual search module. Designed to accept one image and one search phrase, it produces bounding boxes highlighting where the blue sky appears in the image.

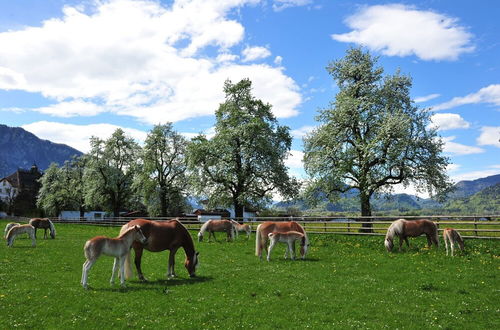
[0,0,499,196]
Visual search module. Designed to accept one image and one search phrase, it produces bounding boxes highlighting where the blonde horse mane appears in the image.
[198,220,212,236]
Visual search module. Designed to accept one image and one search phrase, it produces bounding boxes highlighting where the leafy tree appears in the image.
[84,129,140,217]
[187,79,299,218]
[137,124,189,216]
[304,48,452,228]
[37,156,87,217]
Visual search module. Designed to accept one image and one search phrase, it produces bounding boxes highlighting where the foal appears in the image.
[267,231,305,262]
[6,224,36,247]
[443,228,464,256]
[81,225,147,289]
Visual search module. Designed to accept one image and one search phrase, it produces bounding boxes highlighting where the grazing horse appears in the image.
[29,218,56,239]
[255,221,309,260]
[6,224,36,247]
[384,219,439,252]
[443,228,464,256]
[4,222,20,238]
[198,219,236,242]
[81,225,147,289]
[120,219,200,280]
[267,231,306,261]
[231,220,252,239]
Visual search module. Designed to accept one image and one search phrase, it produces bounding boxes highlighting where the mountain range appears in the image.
[0,124,82,177]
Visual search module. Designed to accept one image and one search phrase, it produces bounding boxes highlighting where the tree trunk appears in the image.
[79,206,85,219]
[160,186,167,217]
[233,198,244,219]
[359,191,373,233]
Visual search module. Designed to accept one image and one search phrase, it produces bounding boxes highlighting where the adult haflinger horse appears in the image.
[29,218,56,239]
[384,219,439,252]
[6,224,36,247]
[255,221,309,260]
[198,219,236,242]
[267,231,306,261]
[120,219,199,280]
[81,225,147,289]
[231,220,252,239]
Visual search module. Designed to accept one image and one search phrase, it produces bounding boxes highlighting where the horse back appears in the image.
[126,219,190,252]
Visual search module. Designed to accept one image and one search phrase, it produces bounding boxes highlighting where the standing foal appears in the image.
[443,228,464,256]
[81,225,147,289]
[267,231,306,262]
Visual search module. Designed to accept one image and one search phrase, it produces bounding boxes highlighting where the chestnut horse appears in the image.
[231,220,252,239]
[197,219,235,242]
[255,221,309,260]
[384,219,439,252]
[267,231,305,261]
[443,228,464,256]
[121,219,199,280]
[81,225,147,289]
[29,218,56,239]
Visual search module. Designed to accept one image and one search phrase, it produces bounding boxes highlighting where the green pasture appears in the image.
[0,221,498,329]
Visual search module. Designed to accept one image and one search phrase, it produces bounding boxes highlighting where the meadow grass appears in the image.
[0,220,498,329]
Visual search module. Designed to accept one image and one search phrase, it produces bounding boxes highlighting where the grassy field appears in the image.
[0,220,498,329]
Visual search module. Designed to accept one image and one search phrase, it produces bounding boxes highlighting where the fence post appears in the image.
[474,217,478,237]
[347,221,351,233]
[324,221,327,232]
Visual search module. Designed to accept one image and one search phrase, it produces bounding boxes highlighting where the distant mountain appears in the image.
[449,174,500,199]
[444,183,500,214]
[0,124,83,177]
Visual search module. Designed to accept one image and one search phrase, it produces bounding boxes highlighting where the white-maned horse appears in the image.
[443,228,464,256]
[4,222,20,238]
[197,219,236,242]
[6,224,36,247]
[81,225,147,289]
[384,219,439,252]
[231,220,252,239]
[267,231,306,262]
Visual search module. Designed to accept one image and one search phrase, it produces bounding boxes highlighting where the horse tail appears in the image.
[255,224,263,256]
[124,249,134,279]
[48,220,56,238]
[6,226,16,246]
[432,222,439,248]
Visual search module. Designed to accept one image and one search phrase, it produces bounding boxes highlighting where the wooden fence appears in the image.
[37,215,500,240]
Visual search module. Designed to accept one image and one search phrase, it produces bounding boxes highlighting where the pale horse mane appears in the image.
[4,222,20,238]
[384,219,405,251]
[197,220,213,238]
[48,219,57,238]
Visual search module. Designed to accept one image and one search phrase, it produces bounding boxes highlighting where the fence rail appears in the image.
[29,215,500,240]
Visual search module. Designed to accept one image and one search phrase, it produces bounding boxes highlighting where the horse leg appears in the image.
[289,241,295,260]
[168,248,177,277]
[82,259,96,289]
[444,236,449,256]
[30,232,36,247]
[267,240,276,262]
[119,257,127,287]
[110,258,119,285]
[133,247,147,281]
[44,228,47,239]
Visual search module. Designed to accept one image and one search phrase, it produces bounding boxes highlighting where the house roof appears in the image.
[1,165,42,189]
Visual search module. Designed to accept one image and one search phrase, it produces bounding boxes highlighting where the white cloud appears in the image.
[477,126,500,148]
[429,113,470,131]
[432,84,500,111]
[447,163,461,172]
[414,93,440,103]
[332,4,474,61]
[291,125,315,138]
[33,100,106,117]
[0,0,301,124]
[442,136,484,155]
[274,56,283,65]
[241,46,271,62]
[21,121,147,153]
[285,149,304,169]
[273,0,313,12]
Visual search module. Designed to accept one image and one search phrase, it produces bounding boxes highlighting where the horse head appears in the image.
[134,225,148,244]
[197,231,203,242]
[185,251,200,277]
[384,237,394,252]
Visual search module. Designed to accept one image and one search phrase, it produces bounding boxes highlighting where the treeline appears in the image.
[37,79,298,218]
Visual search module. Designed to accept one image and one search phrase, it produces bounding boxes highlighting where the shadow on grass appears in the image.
[131,275,213,286]
[88,276,213,292]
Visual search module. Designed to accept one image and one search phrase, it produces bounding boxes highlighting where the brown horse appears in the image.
[197,219,236,242]
[384,219,439,252]
[29,218,56,239]
[443,228,464,256]
[231,220,252,239]
[120,219,199,280]
[255,221,309,260]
